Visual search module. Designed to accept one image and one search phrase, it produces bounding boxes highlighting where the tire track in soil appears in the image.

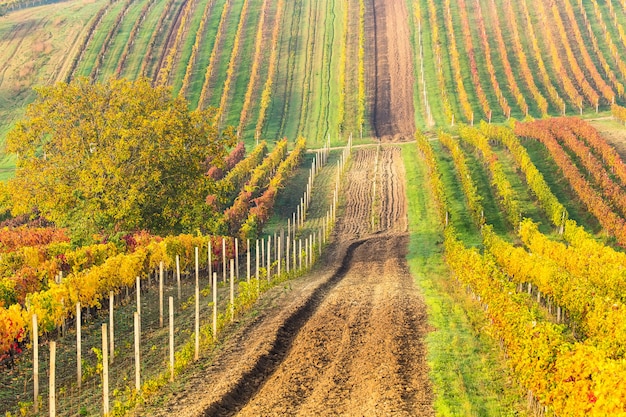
[199,237,371,417]
[378,146,407,233]
[236,235,432,417]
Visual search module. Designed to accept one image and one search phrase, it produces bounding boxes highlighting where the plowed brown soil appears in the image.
[337,148,377,238]
[367,0,416,141]
[151,148,433,416]
[377,146,408,232]
[233,235,432,417]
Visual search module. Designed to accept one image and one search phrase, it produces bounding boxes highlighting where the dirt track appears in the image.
[233,147,430,416]
[151,147,433,416]
[367,0,416,141]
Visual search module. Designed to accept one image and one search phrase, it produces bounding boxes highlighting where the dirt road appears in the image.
[233,236,432,416]
[151,148,432,416]
[233,147,430,416]
[366,0,416,141]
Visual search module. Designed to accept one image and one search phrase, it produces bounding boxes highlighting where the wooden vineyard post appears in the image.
[208,240,213,285]
[102,324,109,416]
[33,314,39,413]
[247,238,251,283]
[136,277,141,335]
[195,247,199,361]
[76,302,81,390]
[235,238,239,280]
[134,311,140,391]
[267,236,271,282]
[195,246,199,285]
[286,235,291,273]
[277,236,281,277]
[159,261,164,328]
[169,297,174,382]
[109,291,114,363]
[256,239,260,294]
[299,239,302,271]
[255,239,260,280]
[261,237,265,274]
[310,235,314,265]
[230,259,235,322]
[212,272,217,341]
[304,238,308,270]
[176,255,181,301]
[222,238,227,284]
[318,228,322,255]
[49,340,56,417]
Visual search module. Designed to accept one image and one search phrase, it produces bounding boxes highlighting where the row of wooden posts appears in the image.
[31,228,328,415]
[29,140,352,416]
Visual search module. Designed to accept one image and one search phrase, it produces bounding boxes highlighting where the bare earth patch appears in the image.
[367,0,416,142]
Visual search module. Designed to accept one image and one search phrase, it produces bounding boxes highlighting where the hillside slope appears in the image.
[3,0,626,176]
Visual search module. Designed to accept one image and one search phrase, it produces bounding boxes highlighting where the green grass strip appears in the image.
[402,142,526,415]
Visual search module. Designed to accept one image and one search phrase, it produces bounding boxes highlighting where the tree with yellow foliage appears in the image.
[6,77,235,241]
